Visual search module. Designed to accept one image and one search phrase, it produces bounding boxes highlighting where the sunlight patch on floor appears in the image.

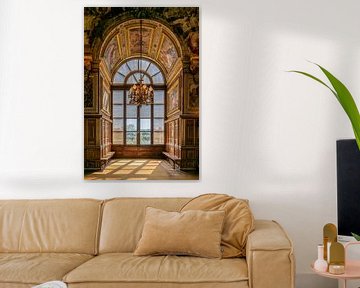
[135,170,154,175]
[113,170,132,175]
[84,159,198,180]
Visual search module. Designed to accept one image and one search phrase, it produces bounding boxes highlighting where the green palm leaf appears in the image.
[351,232,360,241]
[289,63,360,150]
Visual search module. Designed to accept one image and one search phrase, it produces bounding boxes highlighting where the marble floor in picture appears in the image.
[84,159,199,181]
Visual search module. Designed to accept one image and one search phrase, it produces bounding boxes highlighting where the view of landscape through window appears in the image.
[112,58,165,145]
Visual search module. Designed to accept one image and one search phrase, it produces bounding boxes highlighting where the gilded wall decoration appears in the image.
[150,26,162,58]
[118,27,127,58]
[168,121,175,155]
[188,77,199,111]
[167,78,180,114]
[128,27,152,55]
[104,36,120,70]
[84,67,93,108]
[84,7,199,49]
[101,20,181,77]
[102,89,110,114]
[187,31,199,74]
[100,74,111,115]
[158,35,178,71]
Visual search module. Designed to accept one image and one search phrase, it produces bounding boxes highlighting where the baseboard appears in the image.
[296,273,337,288]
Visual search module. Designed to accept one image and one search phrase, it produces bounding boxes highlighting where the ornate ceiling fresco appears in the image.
[102,19,181,77]
[84,7,199,78]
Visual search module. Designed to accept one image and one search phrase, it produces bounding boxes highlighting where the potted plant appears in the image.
[290,63,360,240]
[352,233,360,241]
[289,63,360,150]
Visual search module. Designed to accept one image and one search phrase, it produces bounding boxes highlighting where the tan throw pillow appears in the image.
[181,194,254,258]
[134,207,225,258]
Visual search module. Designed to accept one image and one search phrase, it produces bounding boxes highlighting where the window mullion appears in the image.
[124,89,127,144]
[152,71,161,77]
[145,62,151,73]
[132,74,138,83]
[151,103,154,145]
[126,62,132,72]
[137,105,140,145]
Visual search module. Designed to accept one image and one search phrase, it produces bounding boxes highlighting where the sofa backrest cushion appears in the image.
[99,198,189,253]
[181,194,254,258]
[0,199,102,254]
[133,207,225,258]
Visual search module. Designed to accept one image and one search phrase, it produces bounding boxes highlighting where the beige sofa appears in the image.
[0,198,295,288]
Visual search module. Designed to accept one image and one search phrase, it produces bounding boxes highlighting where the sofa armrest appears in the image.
[246,220,295,288]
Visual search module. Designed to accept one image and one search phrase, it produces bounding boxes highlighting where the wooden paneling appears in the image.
[180,146,199,170]
[101,118,112,158]
[84,146,100,160]
[164,68,199,170]
[179,118,199,170]
[164,117,199,170]
[84,76,114,170]
[85,118,97,146]
[165,119,180,158]
[183,118,199,146]
[112,145,165,158]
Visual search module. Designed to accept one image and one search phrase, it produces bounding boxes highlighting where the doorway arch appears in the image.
[98,19,184,158]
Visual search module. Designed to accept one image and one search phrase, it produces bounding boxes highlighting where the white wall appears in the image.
[1,0,359,287]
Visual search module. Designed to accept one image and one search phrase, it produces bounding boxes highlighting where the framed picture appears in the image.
[84,7,199,180]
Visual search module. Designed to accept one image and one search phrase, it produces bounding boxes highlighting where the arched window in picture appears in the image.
[112,58,165,146]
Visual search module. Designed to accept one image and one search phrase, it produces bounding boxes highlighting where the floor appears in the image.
[84,159,199,181]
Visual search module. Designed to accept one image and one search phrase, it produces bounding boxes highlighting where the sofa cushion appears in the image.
[0,284,33,288]
[134,207,225,258]
[99,198,190,253]
[0,199,103,254]
[181,194,254,258]
[67,282,249,288]
[63,253,248,285]
[0,253,93,285]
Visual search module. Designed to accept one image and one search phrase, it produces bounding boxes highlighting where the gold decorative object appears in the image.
[128,18,154,106]
[329,242,345,263]
[329,242,345,274]
[328,264,345,274]
[323,223,337,261]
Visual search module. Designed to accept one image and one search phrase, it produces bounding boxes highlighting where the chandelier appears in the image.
[128,19,154,106]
